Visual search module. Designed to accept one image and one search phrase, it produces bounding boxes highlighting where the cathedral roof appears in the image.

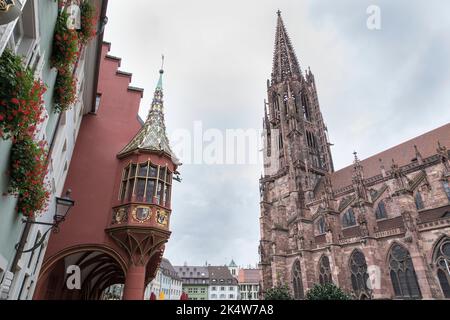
[330,123,450,191]
[271,10,302,83]
[118,68,179,164]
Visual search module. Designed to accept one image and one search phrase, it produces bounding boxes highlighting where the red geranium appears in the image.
[79,0,98,45]
[51,9,80,71]
[0,49,47,140]
[8,135,50,218]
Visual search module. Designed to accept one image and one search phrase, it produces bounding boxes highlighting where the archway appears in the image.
[35,247,126,300]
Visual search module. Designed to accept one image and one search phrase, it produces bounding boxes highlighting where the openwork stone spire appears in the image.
[119,65,177,162]
[271,10,302,83]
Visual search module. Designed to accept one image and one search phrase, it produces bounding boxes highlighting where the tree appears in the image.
[264,284,294,300]
[306,283,352,300]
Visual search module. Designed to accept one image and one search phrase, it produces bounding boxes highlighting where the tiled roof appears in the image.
[331,123,450,191]
[160,258,181,281]
[419,205,450,223]
[237,269,262,284]
[174,266,209,279]
[208,266,238,285]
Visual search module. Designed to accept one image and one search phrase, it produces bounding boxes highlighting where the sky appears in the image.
[103,0,450,268]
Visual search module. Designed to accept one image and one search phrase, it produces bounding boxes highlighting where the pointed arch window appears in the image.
[301,92,311,122]
[119,162,172,207]
[318,256,332,285]
[375,200,387,220]
[278,134,283,150]
[388,244,422,299]
[292,260,304,299]
[415,192,424,210]
[317,217,326,235]
[443,181,450,201]
[433,238,450,298]
[342,208,356,228]
[272,92,280,120]
[349,250,371,299]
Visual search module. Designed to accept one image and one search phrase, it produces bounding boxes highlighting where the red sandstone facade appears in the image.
[34,42,179,300]
[259,13,450,299]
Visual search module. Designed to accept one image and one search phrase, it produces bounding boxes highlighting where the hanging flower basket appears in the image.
[51,9,80,71]
[53,67,78,113]
[79,0,98,45]
[0,49,47,140]
[8,135,50,218]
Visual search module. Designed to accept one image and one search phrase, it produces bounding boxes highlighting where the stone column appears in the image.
[122,264,146,300]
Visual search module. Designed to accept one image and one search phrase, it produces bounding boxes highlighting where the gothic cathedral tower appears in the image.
[259,11,334,294]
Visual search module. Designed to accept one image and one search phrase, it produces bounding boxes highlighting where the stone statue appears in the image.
[358,213,369,237]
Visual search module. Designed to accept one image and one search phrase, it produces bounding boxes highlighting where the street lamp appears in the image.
[54,190,75,224]
[15,190,75,253]
[0,0,21,26]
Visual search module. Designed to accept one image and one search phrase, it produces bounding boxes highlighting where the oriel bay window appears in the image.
[119,161,172,206]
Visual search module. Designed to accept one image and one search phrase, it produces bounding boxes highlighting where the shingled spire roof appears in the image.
[272,10,302,83]
[118,66,178,163]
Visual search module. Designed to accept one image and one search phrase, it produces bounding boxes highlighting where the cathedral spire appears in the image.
[118,61,178,163]
[272,11,301,83]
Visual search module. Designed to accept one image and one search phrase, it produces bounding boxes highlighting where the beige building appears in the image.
[259,12,450,300]
[238,268,261,300]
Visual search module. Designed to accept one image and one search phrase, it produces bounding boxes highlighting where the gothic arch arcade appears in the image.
[34,246,126,300]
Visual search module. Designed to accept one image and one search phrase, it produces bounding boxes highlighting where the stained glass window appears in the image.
[349,250,371,299]
[342,208,356,227]
[443,182,450,201]
[388,244,421,299]
[318,256,332,285]
[119,162,172,207]
[434,238,450,298]
[317,217,326,234]
[292,260,304,299]
[415,192,424,210]
[375,201,387,220]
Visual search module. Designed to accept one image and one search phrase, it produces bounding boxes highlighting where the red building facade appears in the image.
[34,42,180,300]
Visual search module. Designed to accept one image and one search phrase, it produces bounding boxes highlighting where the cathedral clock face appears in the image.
[156,210,168,226]
[132,206,151,223]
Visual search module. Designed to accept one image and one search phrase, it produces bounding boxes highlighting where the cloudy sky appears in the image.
[104,0,450,267]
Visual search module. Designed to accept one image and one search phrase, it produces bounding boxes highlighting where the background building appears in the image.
[145,258,182,300]
[238,268,261,300]
[259,12,450,300]
[174,265,209,300]
[228,259,238,278]
[0,0,107,300]
[208,266,239,300]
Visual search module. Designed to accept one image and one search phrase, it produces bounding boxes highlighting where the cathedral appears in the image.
[259,12,450,299]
